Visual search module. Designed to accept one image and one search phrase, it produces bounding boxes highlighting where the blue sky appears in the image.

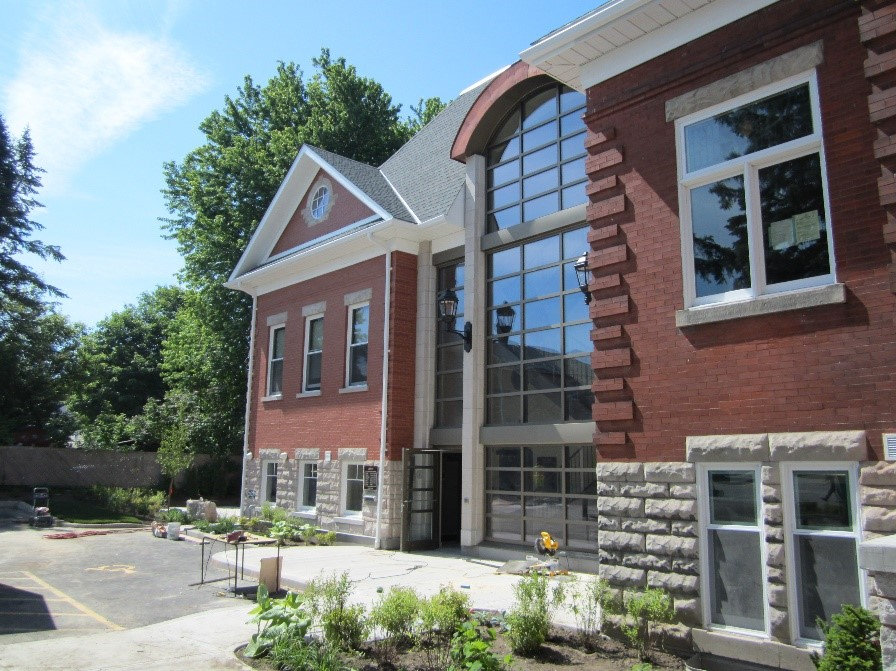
[1,0,600,327]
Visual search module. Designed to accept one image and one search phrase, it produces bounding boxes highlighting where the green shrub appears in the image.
[315,531,336,546]
[155,508,190,524]
[245,585,310,659]
[505,572,556,656]
[813,604,882,671]
[261,502,288,522]
[270,520,293,545]
[304,572,367,651]
[448,618,511,671]
[622,588,675,661]
[369,586,420,647]
[419,586,471,669]
[270,633,346,671]
[564,575,619,644]
[88,486,165,518]
[207,516,237,534]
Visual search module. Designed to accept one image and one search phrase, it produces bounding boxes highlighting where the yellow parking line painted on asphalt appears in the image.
[20,571,122,631]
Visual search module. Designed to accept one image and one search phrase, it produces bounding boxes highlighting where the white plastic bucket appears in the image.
[166,522,181,540]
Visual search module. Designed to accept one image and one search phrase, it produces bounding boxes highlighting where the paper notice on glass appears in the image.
[794,210,821,244]
[768,218,794,250]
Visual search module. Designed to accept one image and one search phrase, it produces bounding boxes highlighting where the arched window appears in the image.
[486,85,586,232]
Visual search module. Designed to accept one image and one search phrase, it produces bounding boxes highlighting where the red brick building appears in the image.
[229,0,896,665]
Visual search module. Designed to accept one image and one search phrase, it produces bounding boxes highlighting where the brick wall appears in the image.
[583,0,896,463]
[248,255,385,460]
[386,251,418,460]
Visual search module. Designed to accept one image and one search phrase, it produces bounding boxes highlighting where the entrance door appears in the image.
[401,450,441,551]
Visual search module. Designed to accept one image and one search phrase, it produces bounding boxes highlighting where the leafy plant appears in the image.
[448,617,511,671]
[260,501,288,522]
[315,530,336,546]
[270,520,294,545]
[369,586,420,649]
[812,604,882,671]
[621,588,675,661]
[87,486,165,518]
[156,508,190,524]
[564,575,619,644]
[419,586,472,669]
[270,632,347,671]
[630,663,654,671]
[245,584,310,658]
[304,571,367,651]
[505,572,560,656]
[208,516,237,534]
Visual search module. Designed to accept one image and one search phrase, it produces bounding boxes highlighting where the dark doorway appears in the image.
[440,451,462,544]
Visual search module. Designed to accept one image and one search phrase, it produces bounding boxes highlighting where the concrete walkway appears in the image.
[0,543,577,671]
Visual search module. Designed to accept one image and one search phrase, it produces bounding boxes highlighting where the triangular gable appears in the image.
[268,168,375,258]
[229,146,395,282]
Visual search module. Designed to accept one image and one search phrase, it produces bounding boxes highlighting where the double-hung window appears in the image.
[267,326,286,396]
[343,463,364,515]
[677,73,834,307]
[784,464,862,641]
[701,467,766,633]
[346,303,369,387]
[298,461,317,510]
[262,461,278,504]
[303,315,324,393]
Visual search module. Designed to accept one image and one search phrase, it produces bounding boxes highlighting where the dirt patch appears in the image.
[238,626,688,670]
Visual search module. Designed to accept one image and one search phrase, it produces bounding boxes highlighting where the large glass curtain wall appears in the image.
[435,262,465,427]
[486,444,597,548]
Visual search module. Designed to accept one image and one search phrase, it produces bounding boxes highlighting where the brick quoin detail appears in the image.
[584,125,637,454]
[859,0,896,294]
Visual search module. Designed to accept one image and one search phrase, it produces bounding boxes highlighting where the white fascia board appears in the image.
[229,146,312,283]
[578,0,778,89]
[521,0,779,92]
[378,168,421,225]
[519,0,654,73]
[228,218,424,297]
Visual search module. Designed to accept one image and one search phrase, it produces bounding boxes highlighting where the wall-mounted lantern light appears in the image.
[437,289,472,353]
[574,253,591,304]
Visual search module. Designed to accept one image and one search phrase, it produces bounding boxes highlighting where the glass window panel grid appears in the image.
[486,84,586,232]
[788,467,861,641]
[435,261,464,427]
[303,316,324,392]
[268,326,285,395]
[679,78,833,307]
[486,227,593,425]
[704,468,765,632]
[344,463,364,513]
[300,462,317,508]
[347,304,369,386]
[485,445,598,550]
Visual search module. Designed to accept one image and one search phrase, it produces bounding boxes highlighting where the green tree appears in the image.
[0,297,81,444]
[67,286,183,450]
[0,113,63,317]
[405,96,447,136]
[160,51,427,459]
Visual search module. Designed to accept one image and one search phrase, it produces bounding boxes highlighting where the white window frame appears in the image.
[345,302,369,388]
[697,463,769,638]
[341,461,365,517]
[675,71,836,309]
[261,460,278,504]
[781,461,864,646]
[296,460,318,512]
[266,324,286,398]
[302,314,324,394]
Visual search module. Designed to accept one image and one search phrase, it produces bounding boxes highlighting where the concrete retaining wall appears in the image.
[0,446,165,488]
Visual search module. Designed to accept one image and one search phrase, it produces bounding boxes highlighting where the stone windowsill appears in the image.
[675,283,845,328]
[291,510,317,520]
[339,385,368,394]
[296,390,321,399]
[334,515,363,526]
[261,394,283,402]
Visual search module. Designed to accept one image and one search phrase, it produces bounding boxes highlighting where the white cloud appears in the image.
[3,5,208,193]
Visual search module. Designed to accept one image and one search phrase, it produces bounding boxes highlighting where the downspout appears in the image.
[367,231,391,550]
[240,291,258,515]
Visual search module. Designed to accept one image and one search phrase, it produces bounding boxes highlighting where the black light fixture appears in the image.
[573,253,591,304]
[495,302,516,337]
[437,289,472,353]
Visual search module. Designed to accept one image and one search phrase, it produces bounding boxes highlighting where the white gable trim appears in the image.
[229,145,398,282]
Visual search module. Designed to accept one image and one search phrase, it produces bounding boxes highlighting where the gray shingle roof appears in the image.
[380,83,487,223]
[306,144,413,221]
